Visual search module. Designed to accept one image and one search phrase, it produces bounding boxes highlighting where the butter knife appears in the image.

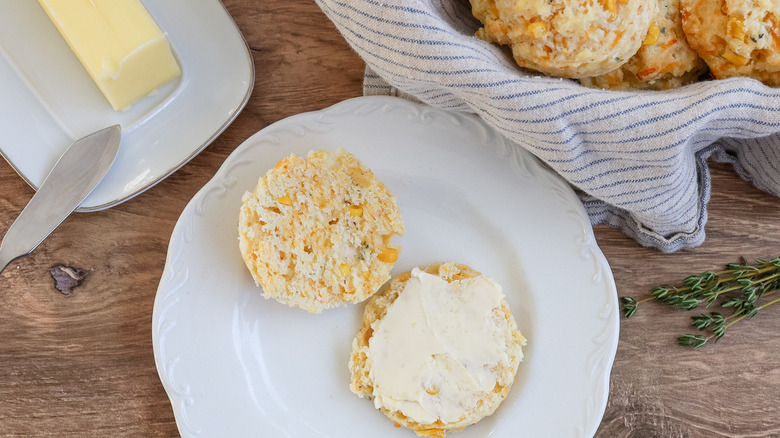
[0,125,121,274]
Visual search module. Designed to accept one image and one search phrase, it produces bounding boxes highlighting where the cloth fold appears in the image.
[316,0,780,252]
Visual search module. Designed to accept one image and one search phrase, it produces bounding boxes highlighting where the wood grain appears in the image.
[593,161,780,438]
[1,0,780,437]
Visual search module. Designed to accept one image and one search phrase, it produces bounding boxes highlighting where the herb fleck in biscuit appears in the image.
[470,0,657,78]
[349,262,526,437]
[238,149,405,313]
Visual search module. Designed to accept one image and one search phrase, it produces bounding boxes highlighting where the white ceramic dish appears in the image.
[0,0,253,211]
[152,96,619,437]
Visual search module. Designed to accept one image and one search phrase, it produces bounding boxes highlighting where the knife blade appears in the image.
[0,125,121,274]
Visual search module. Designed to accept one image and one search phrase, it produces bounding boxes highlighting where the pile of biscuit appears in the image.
[470,0,780,90]
[238,149,526,437]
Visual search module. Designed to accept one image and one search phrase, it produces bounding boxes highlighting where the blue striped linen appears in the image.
[316,0,780,252]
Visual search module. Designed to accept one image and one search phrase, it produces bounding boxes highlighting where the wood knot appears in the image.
[49,265,88,295]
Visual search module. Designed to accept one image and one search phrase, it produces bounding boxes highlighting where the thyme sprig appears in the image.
[620,257,780,348]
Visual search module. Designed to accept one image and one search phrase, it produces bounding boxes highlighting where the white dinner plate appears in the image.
[0,0,253,211]
[152,96,619,437]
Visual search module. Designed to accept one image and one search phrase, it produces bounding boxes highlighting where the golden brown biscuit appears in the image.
[238,149,405,313]
[470,0,657,78]
[681,0,780,86]
[349,262,526,437]
[580,0,707,90]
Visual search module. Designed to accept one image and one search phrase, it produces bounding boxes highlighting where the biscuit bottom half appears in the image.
[349,262,527,437]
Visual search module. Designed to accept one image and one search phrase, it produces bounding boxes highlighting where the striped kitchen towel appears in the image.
[315,0,780,252]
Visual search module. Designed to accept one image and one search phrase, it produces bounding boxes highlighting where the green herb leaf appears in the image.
[619,257,780,348]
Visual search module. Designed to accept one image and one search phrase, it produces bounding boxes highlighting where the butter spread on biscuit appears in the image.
[367,267,510,425]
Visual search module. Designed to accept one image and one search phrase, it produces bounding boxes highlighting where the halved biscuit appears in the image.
[349,262,526,437]
[238,149,405,313]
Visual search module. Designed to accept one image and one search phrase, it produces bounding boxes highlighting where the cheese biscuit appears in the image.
[581,0,707,89]
[471,0,657,78]
[681,0,780,86]
[238,149,405,313]
[349,262,526,437]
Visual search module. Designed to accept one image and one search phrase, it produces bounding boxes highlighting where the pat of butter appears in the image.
[38,0,182,111]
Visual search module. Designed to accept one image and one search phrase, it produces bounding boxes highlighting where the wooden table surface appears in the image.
[2,1,780,437]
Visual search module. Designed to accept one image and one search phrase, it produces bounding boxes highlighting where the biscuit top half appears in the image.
[238,148,405,313]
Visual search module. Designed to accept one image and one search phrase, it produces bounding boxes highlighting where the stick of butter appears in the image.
[38,0,182,111]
